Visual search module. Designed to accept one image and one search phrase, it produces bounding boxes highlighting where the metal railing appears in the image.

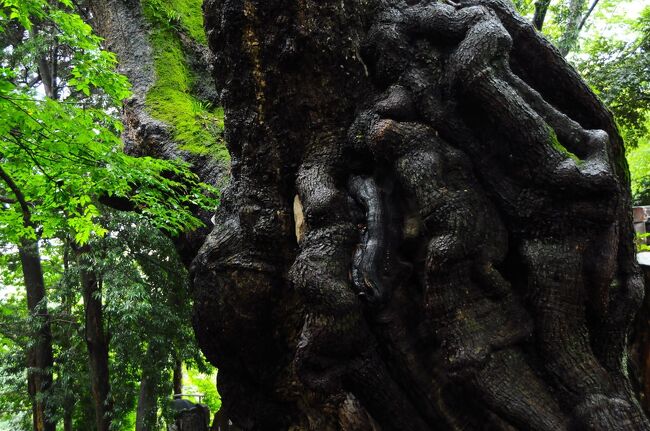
[173,393,205,404]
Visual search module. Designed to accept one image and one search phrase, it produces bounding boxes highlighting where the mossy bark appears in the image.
[89,0,226,263]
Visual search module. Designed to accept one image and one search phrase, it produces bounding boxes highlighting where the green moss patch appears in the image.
[548,128,581,164]
[142,0,228,160]
[142,0,207,44]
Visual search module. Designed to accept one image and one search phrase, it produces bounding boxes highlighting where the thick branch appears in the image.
[533,0,551,30]
[0,165,32,226]
[577,0,601,33]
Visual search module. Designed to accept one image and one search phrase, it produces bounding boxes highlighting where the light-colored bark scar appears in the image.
[293,194,305,243]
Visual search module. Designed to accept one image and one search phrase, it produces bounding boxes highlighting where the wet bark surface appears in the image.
[191,0,649,429]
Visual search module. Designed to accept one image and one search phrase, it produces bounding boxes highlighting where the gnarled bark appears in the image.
[192,0,648,429]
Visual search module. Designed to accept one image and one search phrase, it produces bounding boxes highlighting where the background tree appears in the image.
[0,0,219,429]
[0,214,220,431]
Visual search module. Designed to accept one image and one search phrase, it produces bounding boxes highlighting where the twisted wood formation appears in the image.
[193,0,647,429]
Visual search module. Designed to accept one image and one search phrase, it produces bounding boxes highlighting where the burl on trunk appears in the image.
[191,0,648,429]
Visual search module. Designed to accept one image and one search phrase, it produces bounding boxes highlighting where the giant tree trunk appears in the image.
[191,0,649,429]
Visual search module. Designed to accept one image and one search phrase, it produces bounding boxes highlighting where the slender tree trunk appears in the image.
[173,359,184,396]
[135,372,157,431]
[136,345,160,431]
[19,240,56,431]
[63,411,72,431]
[60,244,76,431]
[77,249,113,431]
[31,23,57,100]
[188,0,649,429]
[558,0,588,55]
[577,0,600,34]
[533,0,551,30]
[0,166,56,431]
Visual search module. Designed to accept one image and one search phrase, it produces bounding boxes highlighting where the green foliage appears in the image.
[0,289,30,431]
[142,0,228,160]
[185,366,221,414]
[511,0,535,17]
[0,2,221,429]
[562,2,650,203]
[575,6,650,147]
[533,1,573,44]
[0,241,72,431]
[636,232,650,252]
[0,0,219,246]
[1,214,220,430]
[86,212,213,429]
[628,124,650,205]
